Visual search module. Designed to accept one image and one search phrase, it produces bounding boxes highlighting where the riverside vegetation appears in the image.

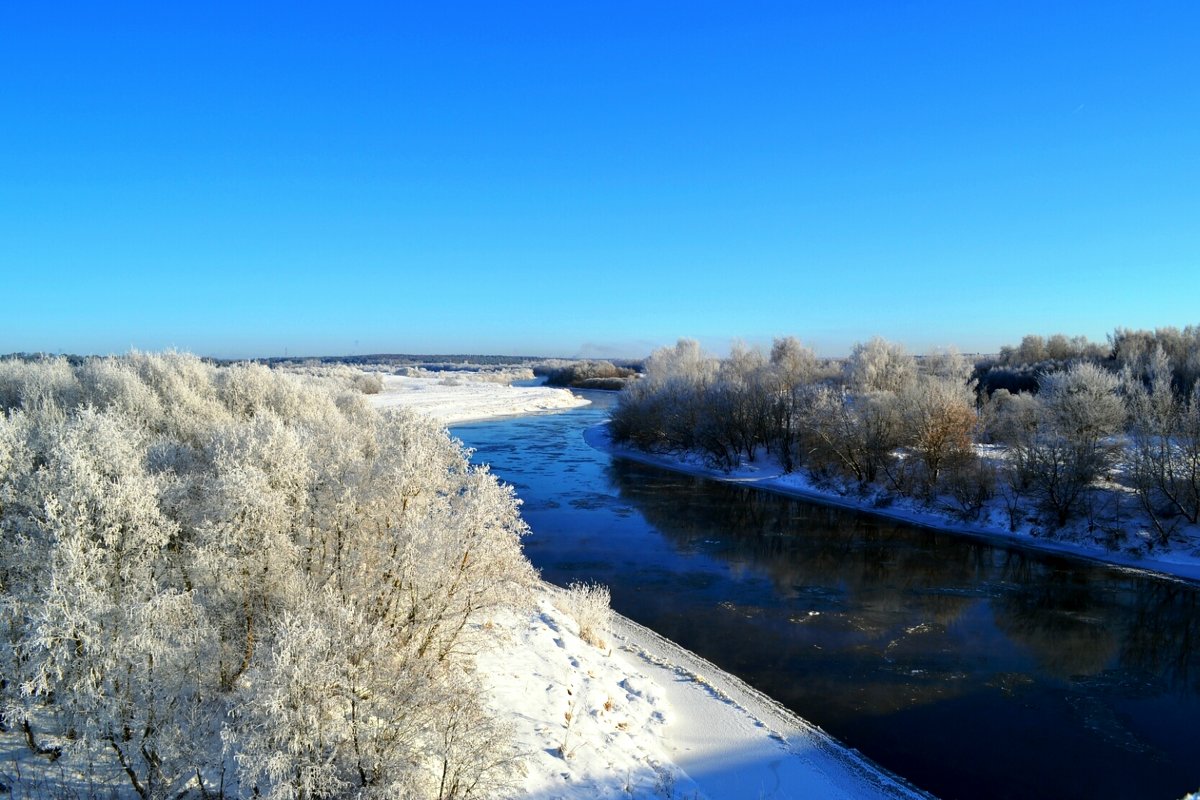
[609,327,1200,548]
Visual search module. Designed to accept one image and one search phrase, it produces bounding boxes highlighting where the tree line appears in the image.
[610,328,1200,543]
[536,359,640,391]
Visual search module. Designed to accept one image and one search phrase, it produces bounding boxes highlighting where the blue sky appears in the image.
[2,2,1197,358]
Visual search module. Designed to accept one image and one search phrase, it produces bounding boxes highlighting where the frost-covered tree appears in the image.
[1040,363,1125,448]
[1045,334,1073,362]
[922,347,973,383]
[845,337,916,394]
[805,387,903,486]
[0,354,534,799]
[1010,363,1125,526]
[1124,348,1200,541]
[1018,334,1047,364]
[642,338,718,388]
[702,342,771,467]
[0,405,220,798]
[898,374,978,491]
[767,336,820,471]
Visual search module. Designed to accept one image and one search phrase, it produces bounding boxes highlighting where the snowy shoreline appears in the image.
[479,587,932,800]
[583,423,1200,586]
[605,598,931,800]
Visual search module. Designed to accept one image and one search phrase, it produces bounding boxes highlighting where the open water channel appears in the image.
[452,391,1200,800]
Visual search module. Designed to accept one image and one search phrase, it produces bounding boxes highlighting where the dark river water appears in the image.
[452,392,1200,800]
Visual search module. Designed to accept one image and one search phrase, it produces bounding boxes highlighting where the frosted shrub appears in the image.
[354,371,384,394]
[0,355,81,411]
[543,360,636,388]
[562,581,612,650]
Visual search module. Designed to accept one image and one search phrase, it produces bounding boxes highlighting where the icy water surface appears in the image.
[453,393,1200,800]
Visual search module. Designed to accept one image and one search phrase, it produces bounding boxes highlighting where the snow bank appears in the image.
[368,374,589,424]
[584,424,1200,585]
[479,590,930,800]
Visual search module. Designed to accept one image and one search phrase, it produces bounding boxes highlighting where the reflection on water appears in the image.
[453,396,1200,800]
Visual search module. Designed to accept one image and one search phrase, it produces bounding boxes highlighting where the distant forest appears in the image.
[0,353,547,368]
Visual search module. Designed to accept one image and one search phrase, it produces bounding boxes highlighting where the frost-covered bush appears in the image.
[979,389,1039,445]
[541,360,637,389]
[0,355,81,410]
[354,371,384,394]
[0,353,535,799]
[560,581,612,650]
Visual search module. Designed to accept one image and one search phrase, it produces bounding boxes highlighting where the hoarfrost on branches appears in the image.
[0,353,535,799]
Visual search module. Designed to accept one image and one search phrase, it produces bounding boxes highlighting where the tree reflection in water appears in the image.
[601,458,1200,800]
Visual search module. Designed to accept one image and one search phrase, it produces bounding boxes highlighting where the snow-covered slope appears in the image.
[480,592,930,800]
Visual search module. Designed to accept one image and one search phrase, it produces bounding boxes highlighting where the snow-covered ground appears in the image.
[480,591,929,800]
[368,373,589,423]
[584,425,1200,585]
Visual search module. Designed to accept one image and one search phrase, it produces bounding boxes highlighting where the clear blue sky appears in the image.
[2,2,1197,359]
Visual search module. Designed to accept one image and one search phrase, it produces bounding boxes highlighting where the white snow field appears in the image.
[368,373,589,423]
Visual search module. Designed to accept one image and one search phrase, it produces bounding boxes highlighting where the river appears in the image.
[451,392,1200,800]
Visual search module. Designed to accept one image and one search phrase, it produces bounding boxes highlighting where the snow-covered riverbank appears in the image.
[479,590,930,800]
[583,424,1200,586]
[369,373,589,423]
